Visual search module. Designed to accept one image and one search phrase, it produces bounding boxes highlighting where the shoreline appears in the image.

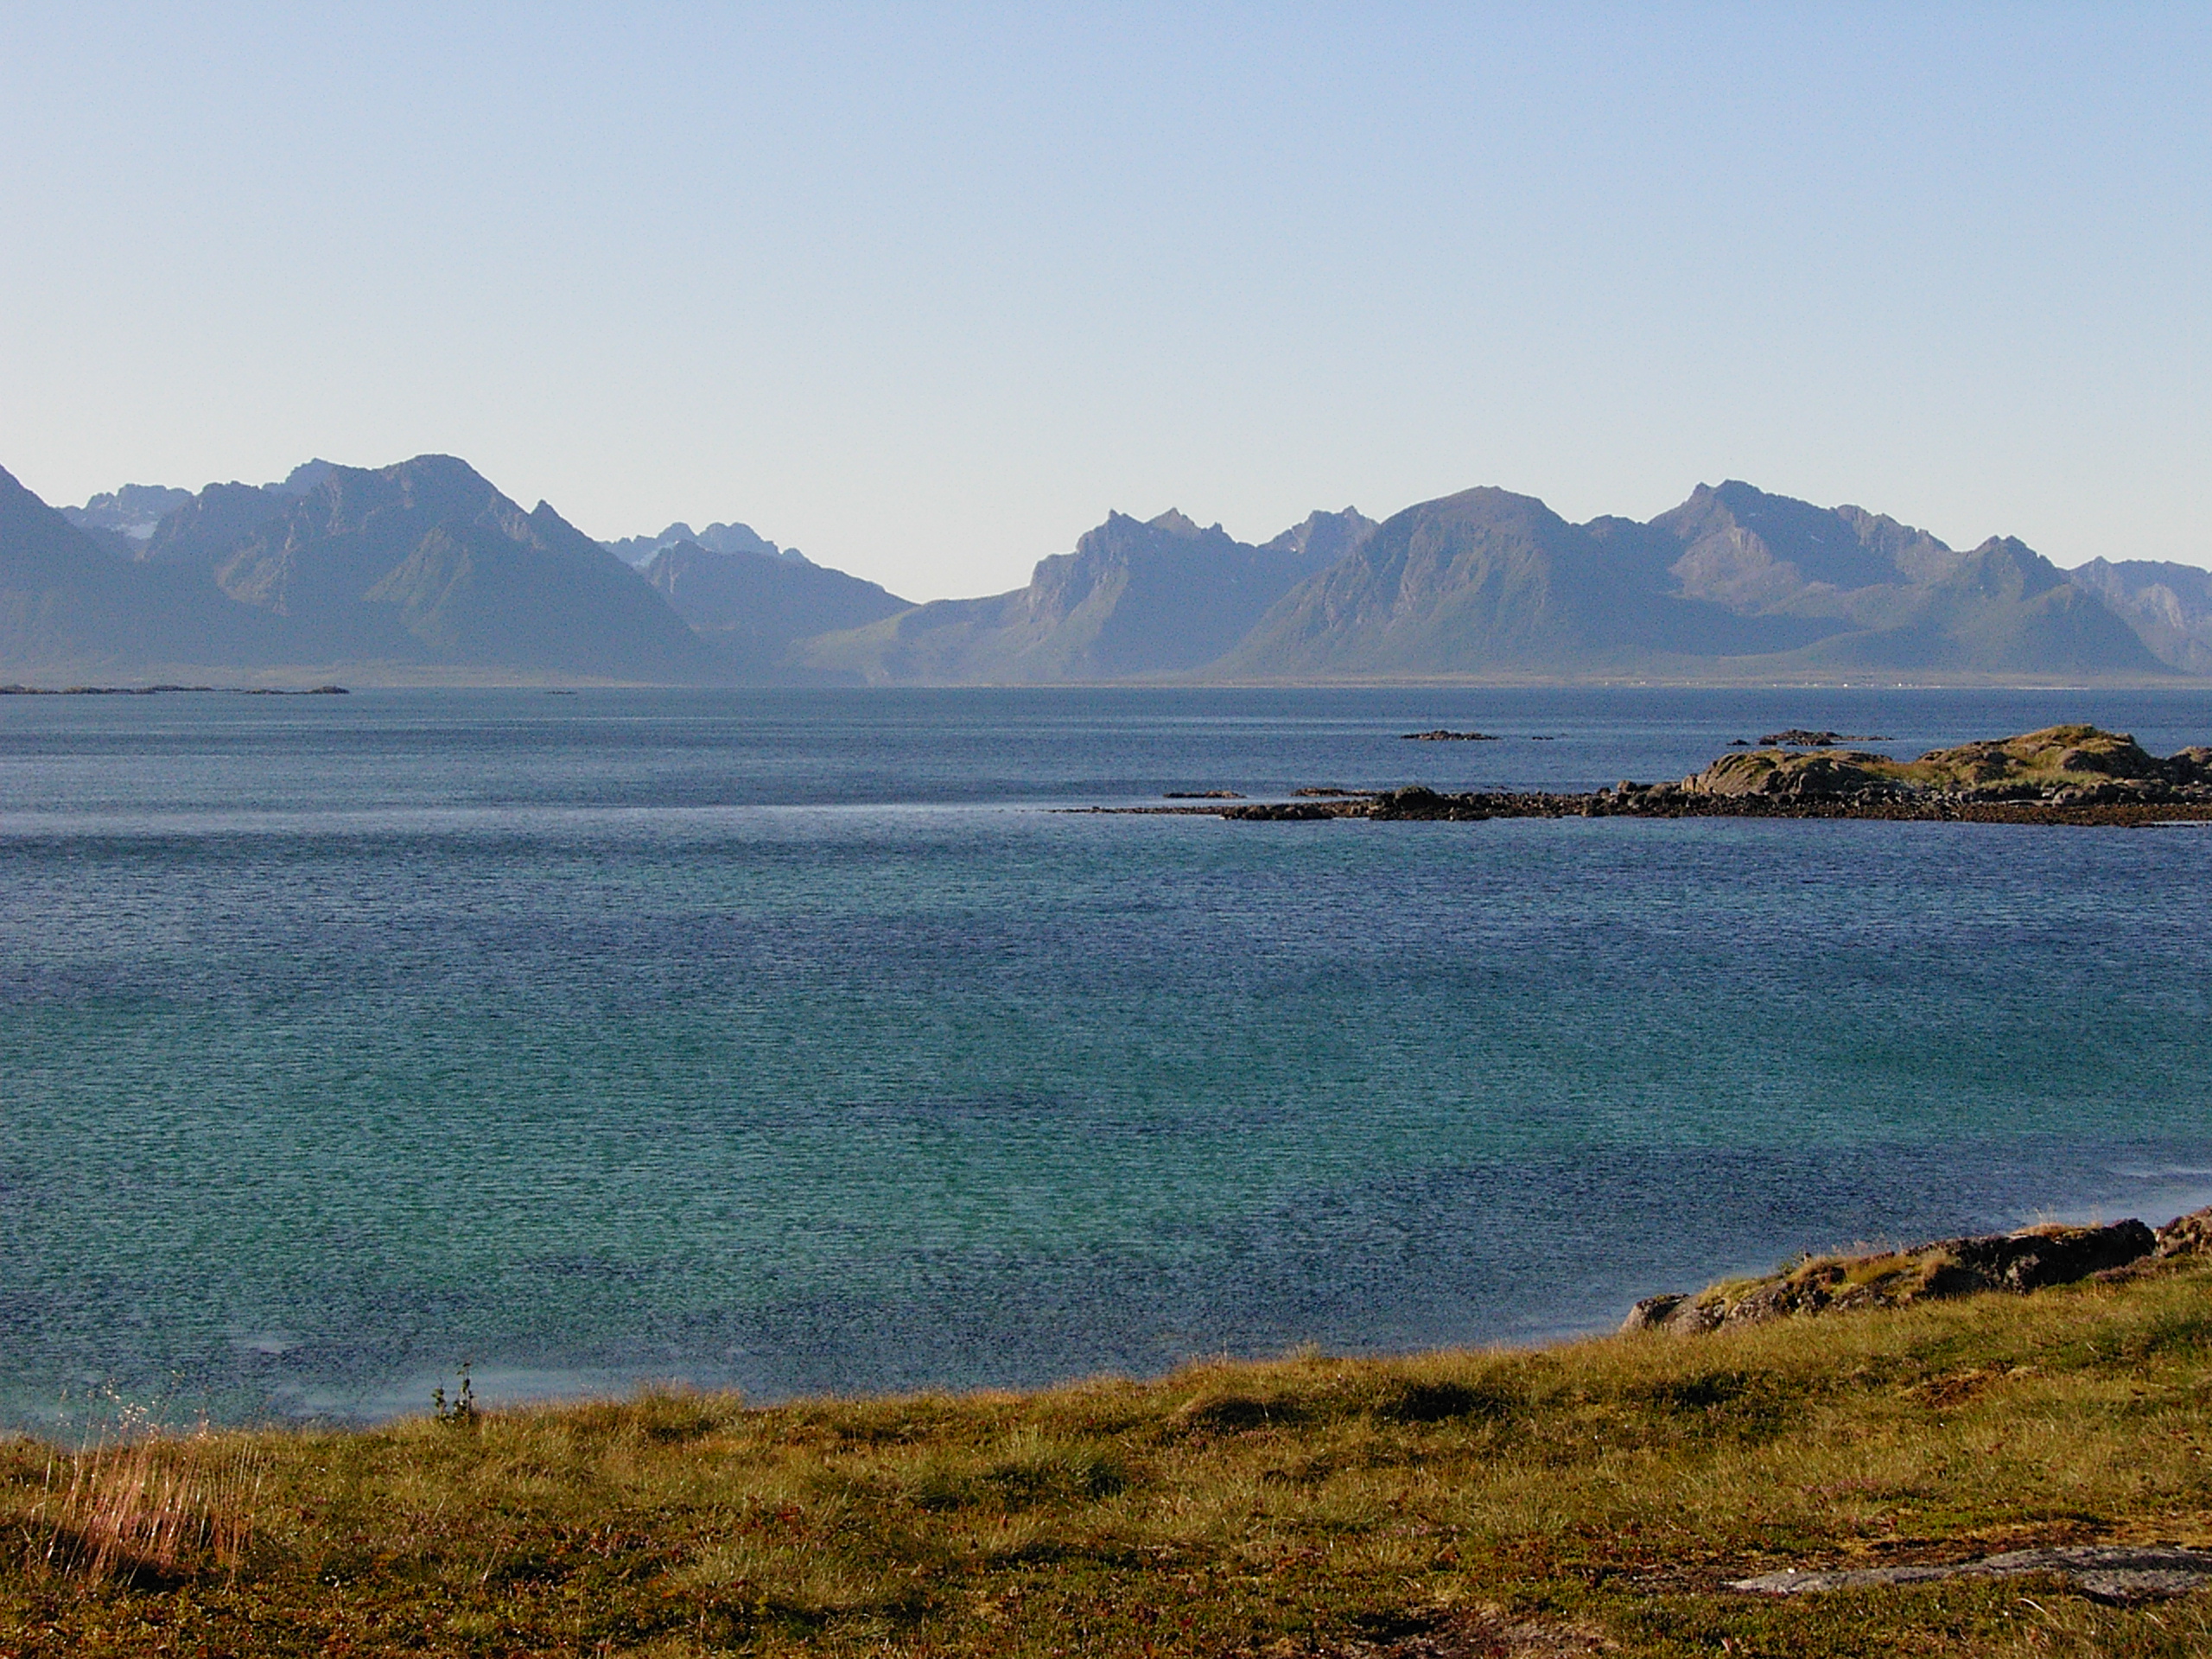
[9,1224,2212,1654]
[1079,791,2212,827]
[17,1168,2212,1441]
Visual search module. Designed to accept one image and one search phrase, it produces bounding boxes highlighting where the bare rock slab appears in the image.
[1731,1545,2212,1603]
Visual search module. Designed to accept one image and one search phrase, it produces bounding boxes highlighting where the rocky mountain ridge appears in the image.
[1218,480,2164,681]
[639,537,911,681]
[2068,557,2212,674]
[605,518,804,569]
[793,506,1371,683]
[7,461,2206,683]
[3,457,714,682]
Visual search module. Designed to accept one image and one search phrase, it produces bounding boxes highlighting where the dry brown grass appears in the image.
[28,1430,264,1585]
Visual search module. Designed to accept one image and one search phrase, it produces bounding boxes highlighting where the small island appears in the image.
[1111,725,2212,826]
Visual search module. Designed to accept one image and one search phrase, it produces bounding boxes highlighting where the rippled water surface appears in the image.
[3,686,2210,1427]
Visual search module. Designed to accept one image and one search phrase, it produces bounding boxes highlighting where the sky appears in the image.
[1,3,2204,598]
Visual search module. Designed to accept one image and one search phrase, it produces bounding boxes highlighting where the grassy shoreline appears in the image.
[6,1255,2212,1656]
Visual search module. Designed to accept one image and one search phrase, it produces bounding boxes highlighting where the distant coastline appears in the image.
[0,683,347,696]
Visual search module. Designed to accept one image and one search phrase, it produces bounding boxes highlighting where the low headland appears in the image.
[0,683,349,696]
[1116,725,2212,828]
[9,1207,2212,1656]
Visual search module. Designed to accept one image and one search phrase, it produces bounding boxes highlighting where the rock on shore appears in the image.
[1624,1208,2208,1337]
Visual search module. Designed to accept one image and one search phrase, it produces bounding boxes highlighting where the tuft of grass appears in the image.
[4,1260,2212,1653]
[27,1432,265,1586]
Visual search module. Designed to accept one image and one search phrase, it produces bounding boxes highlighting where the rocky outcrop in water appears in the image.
[1676,724,2212,807]
[1104,726,2212,827]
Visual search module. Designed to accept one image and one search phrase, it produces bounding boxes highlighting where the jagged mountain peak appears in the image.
[1218,480,2166,681]
[62,483,193,543]
[5,461,2196,683]
[1941,536,2068,601]
[3,455,718,681]
[640,537,907,681]
[1146,507,1205,537]
[603,517,793,569]
[1262,507,1376,570]
[798,501,1379,683]
[1655,481,1950,608]
[269,460,338,497]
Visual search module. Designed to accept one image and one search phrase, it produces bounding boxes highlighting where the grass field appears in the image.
[5,1255,2211,1656]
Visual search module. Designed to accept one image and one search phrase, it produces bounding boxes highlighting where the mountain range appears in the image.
[3,456,711,682]
[3,456,2203,684]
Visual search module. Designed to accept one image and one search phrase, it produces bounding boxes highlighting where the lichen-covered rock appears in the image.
[1910,724,2161,785]
[1624,1217,2160,1337]
[2155,1205,2212,1257]
[1666,724,2210,810]
[1681,749,1901,798]
[1619,1294,1688,1332]
[1924,1218,2157,1292]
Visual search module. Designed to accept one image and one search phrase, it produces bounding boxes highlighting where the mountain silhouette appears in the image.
[641,539,911,679]
[798,506,1370,683]
[2067,559,2212,674]
[3,461,2191,684]
[3,457,718,682]
[1219,481,2164,680]
[0,466,258,671]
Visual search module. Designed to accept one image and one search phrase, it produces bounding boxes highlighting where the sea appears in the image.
[3,685,2209,1432]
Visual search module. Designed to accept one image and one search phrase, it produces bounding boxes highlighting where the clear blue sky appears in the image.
[2,3,2203,596]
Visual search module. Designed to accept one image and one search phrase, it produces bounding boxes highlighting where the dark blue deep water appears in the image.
[3,686,2209,1428]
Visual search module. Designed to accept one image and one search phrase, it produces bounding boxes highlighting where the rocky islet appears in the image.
[1110,725,2212,826]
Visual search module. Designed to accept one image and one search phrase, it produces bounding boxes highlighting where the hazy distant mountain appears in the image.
[7,460,2196,684]
[2067,559,2212,674]
[798,506,1371,683]
[1643,481,2158,674]
[1261,506,1376,569]
[61,484,191,545]
[61,461,337,552]
[3,456,719,682]
[1218,481,2165,681]
[641,538,911,679]
[0,467,281,671]
[605,519,798,568]
[1217,487,1823,677]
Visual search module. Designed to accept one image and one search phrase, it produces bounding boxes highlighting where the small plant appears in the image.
[431,1363,479,1429]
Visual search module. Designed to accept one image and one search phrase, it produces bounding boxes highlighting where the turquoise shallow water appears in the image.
[3,686,2210,1427]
